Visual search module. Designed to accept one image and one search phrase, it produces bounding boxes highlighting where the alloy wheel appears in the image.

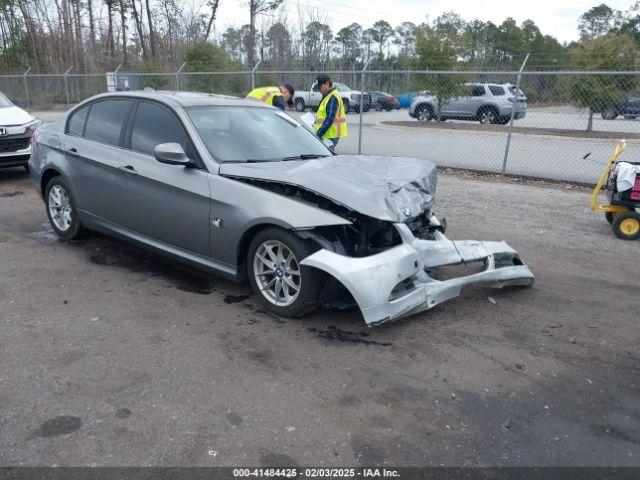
[253,240,301,306]
[48,184,73,232]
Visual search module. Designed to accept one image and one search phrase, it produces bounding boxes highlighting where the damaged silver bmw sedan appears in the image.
[29,91,534,326]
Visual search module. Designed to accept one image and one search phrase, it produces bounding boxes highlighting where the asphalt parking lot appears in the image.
[1,166,639,467]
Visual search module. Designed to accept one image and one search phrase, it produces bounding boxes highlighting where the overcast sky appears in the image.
[210,0,635,43]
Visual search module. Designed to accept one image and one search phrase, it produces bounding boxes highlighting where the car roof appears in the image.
[81,90,265,109]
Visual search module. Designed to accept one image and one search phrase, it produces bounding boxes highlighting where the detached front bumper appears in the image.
[301,222,534,326]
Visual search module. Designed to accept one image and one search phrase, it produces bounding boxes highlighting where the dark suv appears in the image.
[601,93,640,120]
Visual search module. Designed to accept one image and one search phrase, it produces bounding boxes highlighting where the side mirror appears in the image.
[154,143,193,166]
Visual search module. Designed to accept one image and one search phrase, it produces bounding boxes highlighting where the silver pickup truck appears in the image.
[293,82,371,113]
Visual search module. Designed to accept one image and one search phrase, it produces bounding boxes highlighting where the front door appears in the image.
[114,100,211,256]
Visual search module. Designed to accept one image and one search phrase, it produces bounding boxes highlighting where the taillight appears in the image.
[30,131,37,147]
[386,97,394,102]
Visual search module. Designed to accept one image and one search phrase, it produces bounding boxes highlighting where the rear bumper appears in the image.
[301,222,534,326]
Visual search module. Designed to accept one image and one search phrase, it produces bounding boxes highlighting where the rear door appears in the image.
[62,98,133,223]
[464,84,488,117]
[115,100,211,256]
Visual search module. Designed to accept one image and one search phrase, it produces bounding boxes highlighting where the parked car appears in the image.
[0,92,40,170]
[397,91,426,109]
[409,83,527,125]
[30,91,533,325]
[600,93,640,120]
[293,81,371,113]
[370,91,400,111]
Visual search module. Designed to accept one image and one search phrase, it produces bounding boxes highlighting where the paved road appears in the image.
[31,108,640,184]
[1,169,639,466]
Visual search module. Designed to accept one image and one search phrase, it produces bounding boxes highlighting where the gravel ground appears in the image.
[0,167,638,467]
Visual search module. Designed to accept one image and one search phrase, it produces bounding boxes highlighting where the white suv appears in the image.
[0,92,40,170]
[409,83,527,125]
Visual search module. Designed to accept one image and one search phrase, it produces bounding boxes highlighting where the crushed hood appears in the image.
[219,155,437,222]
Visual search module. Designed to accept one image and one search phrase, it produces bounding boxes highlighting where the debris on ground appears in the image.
[487,297,497,305]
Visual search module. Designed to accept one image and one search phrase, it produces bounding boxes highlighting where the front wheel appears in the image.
[45,176,88,240]
[601,107,618,120]
[612,211,640,240]
[247,228,326,318]
[294,98,306,112]
[415,104,434,121]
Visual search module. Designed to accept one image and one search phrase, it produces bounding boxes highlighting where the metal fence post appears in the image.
[251,60,262,90]
[175,62,186,90]
[63,66,73,105]
[113,64,122,91]
[501,53,529,176]
[23,67,31,109]
[358,58,372,155]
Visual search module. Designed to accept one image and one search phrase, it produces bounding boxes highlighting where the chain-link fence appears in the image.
[1,67,639,184]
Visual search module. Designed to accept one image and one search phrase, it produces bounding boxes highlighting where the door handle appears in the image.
[68,147,79,157]
[118,165,138,175]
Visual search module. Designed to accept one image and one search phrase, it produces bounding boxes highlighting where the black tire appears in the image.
[478,107,499,124]
[415,104,434,121]
[247,227,326,318]
[624,115,637,120]
[497,116,511,125]
[605,211,615,224]
[44,175,88,240]
[601,107,618,120]
[612,211,640,240]
[294,98,306,112]
[363,105,370,112]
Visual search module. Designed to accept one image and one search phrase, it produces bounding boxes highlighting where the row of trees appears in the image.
[1,1,639,73]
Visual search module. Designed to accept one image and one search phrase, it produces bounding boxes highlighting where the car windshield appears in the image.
[0,93,13,107]
[186,106,331,163]
[334,83,350,92]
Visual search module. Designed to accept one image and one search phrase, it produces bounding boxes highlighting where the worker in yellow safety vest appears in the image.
[313,74,347,152]
[245,84,295,111]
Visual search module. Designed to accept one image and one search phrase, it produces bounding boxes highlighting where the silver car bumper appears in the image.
[301,221,534,326]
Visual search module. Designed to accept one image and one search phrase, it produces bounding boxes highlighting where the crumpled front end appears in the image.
[301,218,534,326]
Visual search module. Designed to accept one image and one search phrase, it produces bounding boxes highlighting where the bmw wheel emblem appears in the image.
[402,207,412,217]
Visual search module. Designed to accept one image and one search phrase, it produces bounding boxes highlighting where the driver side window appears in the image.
[129,101,194,159]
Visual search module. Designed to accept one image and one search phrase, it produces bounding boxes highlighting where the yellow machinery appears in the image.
[591,140,640,240]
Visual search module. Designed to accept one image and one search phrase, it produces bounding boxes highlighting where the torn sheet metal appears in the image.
[219,155,437,223]
[301,219,534,326]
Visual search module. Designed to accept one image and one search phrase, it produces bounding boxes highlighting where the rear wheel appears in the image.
[45,176,88,240]
[294,98,306,112]
[478,107,499,124]
[612,211,640,240]
[247,228,325,317]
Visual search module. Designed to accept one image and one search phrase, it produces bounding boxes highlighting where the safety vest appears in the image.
[315,89,348,139]
[246,86,283,106]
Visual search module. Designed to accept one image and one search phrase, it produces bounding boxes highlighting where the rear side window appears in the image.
[130,101,193,158]
[67,105,90,136]
[84,99,132,146]
[489,85,505,96]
